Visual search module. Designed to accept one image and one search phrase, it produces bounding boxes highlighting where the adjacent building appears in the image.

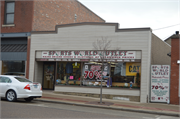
[165,31,180,105]
[0,0,104,78]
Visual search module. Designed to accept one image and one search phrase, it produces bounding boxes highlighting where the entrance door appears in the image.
[43,62,55,90]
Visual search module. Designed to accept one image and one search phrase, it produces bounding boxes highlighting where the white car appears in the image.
[0,75,42,102]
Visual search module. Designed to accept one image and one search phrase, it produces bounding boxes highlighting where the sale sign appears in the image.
[150,65,170,103]
[83,64,109,81]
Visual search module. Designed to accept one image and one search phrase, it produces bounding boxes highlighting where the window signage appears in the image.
[126,63,141,76]
[42,51,136,59]
[83,64,109,82]
[150,65,170,103]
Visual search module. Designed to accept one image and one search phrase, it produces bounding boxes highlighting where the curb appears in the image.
[35,99,180,117]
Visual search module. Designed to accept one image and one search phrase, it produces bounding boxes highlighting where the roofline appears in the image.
[164,34,180,41]
[76,0,105,22]
[171,34,180,39]
[164,34,174,41]
[31,22,152,34]
[152,33,171,47]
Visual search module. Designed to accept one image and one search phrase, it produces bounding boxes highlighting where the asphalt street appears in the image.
[1,99,179,119]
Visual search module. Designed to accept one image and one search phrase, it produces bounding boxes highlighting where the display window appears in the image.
[1,61,25,76]
[55,61,141,88]
[56,62,81,85]
[82,62,110,87]
[111,62,141,88]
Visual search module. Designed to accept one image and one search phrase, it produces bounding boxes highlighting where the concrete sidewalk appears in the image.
[35,90,180,117]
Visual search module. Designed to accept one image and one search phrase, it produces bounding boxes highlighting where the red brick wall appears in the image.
[170,38,180,105]
[32,0,105,31]
[1,0,104,33]
[1,1,34,33]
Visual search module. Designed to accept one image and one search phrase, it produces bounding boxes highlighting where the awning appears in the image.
[1,44,27,52]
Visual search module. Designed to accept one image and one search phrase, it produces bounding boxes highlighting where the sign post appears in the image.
[150,65,170,103]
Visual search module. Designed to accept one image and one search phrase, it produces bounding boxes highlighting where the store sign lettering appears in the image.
[42,51,136,59]
[84,70,102,79]
[126,63,141,76]
[129,66,140,72]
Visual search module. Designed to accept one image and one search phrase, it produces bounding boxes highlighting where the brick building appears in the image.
[0,0,105,78]
[167,32,180,105]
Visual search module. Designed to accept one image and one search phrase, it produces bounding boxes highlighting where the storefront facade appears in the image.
[36,50,141,89]
[0,33,30,77]
[29,23,152,103]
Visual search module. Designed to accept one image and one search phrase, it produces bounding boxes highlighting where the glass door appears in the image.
[43,62,55,90]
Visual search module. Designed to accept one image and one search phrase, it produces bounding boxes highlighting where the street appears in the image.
[1,99,179,119]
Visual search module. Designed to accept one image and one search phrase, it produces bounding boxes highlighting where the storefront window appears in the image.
[111,62,141,88]
[82,62,110,87]
[55,61,141,88]
[56,62,81,85]
[1,61,25,76]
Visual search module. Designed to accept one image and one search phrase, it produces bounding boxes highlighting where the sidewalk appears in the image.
[35,90,180,117]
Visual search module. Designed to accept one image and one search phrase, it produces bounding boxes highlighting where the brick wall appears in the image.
[1,0,104,33]
[1,1,34,33]
[32,0,105,31]
[170,38,180,105]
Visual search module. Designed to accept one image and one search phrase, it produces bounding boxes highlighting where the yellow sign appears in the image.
[126,63,141,76]
[72,63,80,68]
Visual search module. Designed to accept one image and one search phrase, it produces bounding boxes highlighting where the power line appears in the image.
[153,24,180,31]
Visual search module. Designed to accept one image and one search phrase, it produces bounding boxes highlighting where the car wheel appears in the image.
[24,97,33,102]
[6,90,17,102]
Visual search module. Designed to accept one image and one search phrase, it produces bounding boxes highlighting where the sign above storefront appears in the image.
[42,51,136,60]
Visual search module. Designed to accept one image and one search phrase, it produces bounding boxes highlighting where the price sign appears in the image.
[83,64,109,81]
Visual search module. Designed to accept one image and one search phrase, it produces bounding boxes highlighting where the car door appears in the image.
[0,76,3,97]
[0,76,12,97]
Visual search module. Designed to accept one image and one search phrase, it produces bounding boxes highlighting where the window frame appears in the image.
[4,1,15,24]
[14,77,32,83]
[0,76,12,83]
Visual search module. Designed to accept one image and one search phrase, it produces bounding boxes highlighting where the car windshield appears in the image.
[15,77,32,83]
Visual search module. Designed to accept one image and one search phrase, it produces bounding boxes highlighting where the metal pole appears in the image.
[100,75,102,104]
[109,62,111,87]
[100,61,103,104]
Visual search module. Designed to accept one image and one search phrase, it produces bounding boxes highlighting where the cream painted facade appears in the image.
[151,34,171,65]
[29,23,170,103]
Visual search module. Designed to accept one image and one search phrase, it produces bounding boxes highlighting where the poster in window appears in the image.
[83,63,109,81]
[126,62,141,76]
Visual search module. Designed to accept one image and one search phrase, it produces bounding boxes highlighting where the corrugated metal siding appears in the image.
[30,24,151,103]
[1,52,27,60]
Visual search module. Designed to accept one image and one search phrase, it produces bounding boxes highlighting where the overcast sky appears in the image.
[79,0,180,40]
